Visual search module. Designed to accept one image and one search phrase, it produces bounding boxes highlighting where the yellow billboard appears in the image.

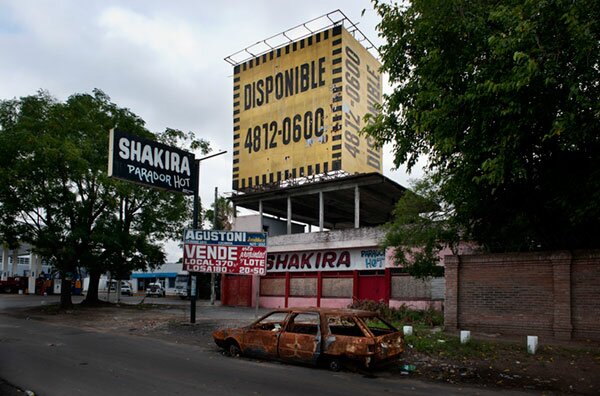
[231,25,382,191]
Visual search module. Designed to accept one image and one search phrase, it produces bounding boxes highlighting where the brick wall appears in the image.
[445,251,600,341]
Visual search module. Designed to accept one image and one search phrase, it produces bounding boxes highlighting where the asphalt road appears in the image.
[0,296,533,396]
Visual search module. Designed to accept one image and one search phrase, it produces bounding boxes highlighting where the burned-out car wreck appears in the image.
[212,308,404,371]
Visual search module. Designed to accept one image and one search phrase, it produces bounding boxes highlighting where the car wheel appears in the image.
[227,342,241,358]
[4,286,12,293]
[328,358,342,372]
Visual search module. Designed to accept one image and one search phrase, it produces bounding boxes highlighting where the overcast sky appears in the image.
[0,0,425,261]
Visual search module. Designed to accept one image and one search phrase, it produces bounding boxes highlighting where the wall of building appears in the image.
[225,222,445,310]
[268,226,384,252]
[131,262,182,294]
[445,251,600,341]
[257,271,443,310]
[390,275,444,310]
[233,214,305,236]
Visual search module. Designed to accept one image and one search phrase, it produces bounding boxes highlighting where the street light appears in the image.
[190,150,227,323]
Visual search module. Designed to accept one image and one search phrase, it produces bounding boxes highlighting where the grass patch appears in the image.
[403,328,519,360]
[349,300,444,327]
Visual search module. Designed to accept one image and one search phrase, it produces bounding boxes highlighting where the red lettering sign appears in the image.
[266,250,352,272]
[183,244,267,275]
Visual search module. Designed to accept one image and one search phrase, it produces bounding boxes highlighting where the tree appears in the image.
[0,90,210,307]
[384,176,458,278]
[204,195,235,230]
[367,0,600,263]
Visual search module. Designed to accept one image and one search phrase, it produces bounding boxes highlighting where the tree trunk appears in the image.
[83,270,101,304]
[59,277,73,309]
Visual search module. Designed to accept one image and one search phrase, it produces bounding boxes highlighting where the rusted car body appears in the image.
[213,308,404,370]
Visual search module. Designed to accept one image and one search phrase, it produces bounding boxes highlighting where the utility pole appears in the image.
[190,151,227,323]
[210,186,218,305]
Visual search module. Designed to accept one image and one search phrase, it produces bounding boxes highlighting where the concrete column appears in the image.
[28,252,37,294]
[352,270,359,301]
[36,254,43,275]
[258,200,263,232]
[11,250,18,276]
[384,268,392,305]
[551,251,573,340]
[317,271,323,308]
[354,185,360,228]
[284,272,291,308]
[1,246,8,280]
[444,255,460,330]
[319,191,324,232]
[287,196,292,235]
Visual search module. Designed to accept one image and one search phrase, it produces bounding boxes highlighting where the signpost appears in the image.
[107,128,229,323]
[108,129,197,194]
[189,151,227,323]
[182,230,267,276]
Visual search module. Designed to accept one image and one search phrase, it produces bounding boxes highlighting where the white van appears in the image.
[146,282,165,297]
[109,280,134,296]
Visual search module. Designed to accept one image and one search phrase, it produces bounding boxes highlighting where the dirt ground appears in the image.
[10,302,600,395]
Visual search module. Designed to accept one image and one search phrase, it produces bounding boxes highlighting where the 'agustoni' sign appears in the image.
[108,129,197,194]
[182,229,268,275]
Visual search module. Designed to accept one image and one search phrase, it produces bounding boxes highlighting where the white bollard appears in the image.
[460,330,471,344]
[403,325,413,336]
[527,335,538,354]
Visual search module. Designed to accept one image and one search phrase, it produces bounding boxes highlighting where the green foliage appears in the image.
[0,89,211,306]
[403,331,514,360]
[349,299,444,327]
[384,177,457,278]
[367,0,600,252]
[204,195,236,230]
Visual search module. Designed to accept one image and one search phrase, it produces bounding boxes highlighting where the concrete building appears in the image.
[222,173,445,310]
[1,243,50,293]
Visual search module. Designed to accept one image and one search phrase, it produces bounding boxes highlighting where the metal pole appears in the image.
[256,200,263,317]
[210,187,217,305]
[190,159,200,323]
[188,150,226,324]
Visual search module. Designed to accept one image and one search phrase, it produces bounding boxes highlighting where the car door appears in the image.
[322,315,371,360]
[278,312,321,364]
[241,311,288,358]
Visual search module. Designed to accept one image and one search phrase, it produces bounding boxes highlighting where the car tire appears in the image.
[227,342,241,358]
[327,358,342,372]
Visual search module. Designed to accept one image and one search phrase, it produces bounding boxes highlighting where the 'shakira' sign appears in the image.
[182,229,267,275]
[231,25,382,191]
[108,129,197,194]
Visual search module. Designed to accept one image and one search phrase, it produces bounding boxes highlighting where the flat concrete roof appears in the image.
[230,172,406,229]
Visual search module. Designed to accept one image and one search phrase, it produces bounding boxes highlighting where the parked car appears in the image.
[120,282,133,296]
[212,308,404,371]
[109,280,133,296]
[0,276,28,294]
[146,283,166,297]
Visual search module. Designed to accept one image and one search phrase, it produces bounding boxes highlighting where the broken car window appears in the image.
[285,313,319,335]
[252,312,288,331]
[327,316,365,337]
[362,316,397,336]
